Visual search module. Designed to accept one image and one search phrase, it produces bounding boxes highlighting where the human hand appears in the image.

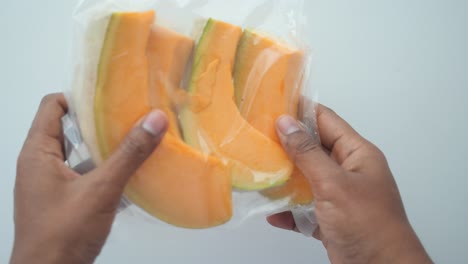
[11,93,168,264]
[268,105,432,263]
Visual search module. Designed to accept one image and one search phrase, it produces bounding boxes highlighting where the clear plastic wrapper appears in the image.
[63,0,319,233]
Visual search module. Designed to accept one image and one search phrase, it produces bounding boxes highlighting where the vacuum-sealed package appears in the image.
[64,0,318,233]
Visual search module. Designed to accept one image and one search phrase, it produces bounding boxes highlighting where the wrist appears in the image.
[10,241,67,264]
[370,222,432,264]
[11,235,100,264]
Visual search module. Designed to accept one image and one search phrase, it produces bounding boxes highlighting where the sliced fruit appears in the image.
[95,11,155,158]
[234,30,305,143]
[147,25,194,137]
[261,167,314,205]
[126,134,232,228]
[94,11,232,228]
[233,30,313,205]
[180,19,293,190]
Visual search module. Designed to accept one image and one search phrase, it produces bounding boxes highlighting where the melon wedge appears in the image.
[234,30,313,205]
[126,135,232,228]
[180,19,293,191]
[262,168,313,205]
[94,11,232,228]
[148,25,194,137]
[234,30,304,143]
[95,11,154,158]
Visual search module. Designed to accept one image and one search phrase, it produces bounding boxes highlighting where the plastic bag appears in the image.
[63,0,318,233]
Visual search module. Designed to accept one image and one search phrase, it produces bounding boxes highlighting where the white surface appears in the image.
[1,0,467,263]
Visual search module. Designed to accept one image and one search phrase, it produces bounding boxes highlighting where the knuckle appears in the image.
[288,132,320,157]
[313,179,340,201]
[40,93,58,106]
[121,130,149,159]
[16,152,27,172]
[318,104,337,118]
[364,142,387,160]
[16,146,36,173]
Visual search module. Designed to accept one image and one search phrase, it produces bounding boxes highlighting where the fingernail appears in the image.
[277,115,300,135]
[142,110,167,136]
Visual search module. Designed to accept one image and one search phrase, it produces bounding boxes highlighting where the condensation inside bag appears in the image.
[64,0,319,234]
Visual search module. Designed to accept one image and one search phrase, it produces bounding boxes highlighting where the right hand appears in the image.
[268,105,432,263]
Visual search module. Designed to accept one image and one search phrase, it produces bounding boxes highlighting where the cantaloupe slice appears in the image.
[234,30,304,143]
[126,135,232,228]
[94,11,232,228]
[180,19,293,191]
[262,168,313,205]
[233,30,313,205]
[148,25,194,137]
[95,11,154,157]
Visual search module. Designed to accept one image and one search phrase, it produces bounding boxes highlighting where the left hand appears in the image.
[11,93,168,264]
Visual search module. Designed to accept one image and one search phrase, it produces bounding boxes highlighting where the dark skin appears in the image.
[269,107,433,263]
[11,93,432,263]
[11,94,168,263]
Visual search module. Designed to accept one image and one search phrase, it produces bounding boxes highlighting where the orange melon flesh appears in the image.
[180,19,293,191]
[95,11,154,158]
[147,25,194,137]
[126,134,232,228]
[234,30,304,143]
[234,30,313,205]
[262,168,313,205]
[94,12,232,228]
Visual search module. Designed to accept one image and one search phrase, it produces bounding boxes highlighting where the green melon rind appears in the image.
[233,29,254,107]
[180,19,291,191]
[188,18,215,92]
[94,13,121,160]
[181,18,216,147]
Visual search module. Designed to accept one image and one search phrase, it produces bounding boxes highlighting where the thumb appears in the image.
[92,110,168,188]
[276,115,342,185]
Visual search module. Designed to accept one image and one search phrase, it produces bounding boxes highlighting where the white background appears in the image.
[1,0,467,263]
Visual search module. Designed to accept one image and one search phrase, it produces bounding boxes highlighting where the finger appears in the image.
[23,93,68,160]
[297,97,368,165]
[276,115,343,184]
[91,110,168,188]
[297,96,316,128]
[315,105,367,165]
[29,93,68,140]
[312,226,322,240]
[267,212,299,232]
